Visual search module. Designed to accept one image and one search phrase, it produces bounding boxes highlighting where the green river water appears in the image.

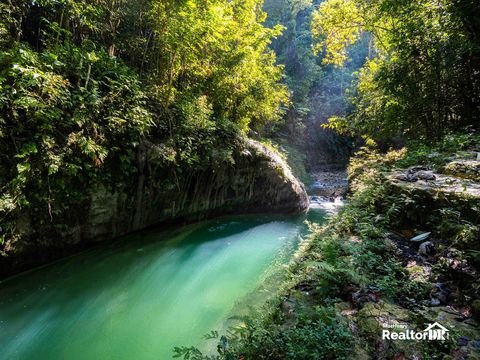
[0,210,325,360]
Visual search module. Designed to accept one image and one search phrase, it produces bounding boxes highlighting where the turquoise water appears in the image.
[0,211,324,360]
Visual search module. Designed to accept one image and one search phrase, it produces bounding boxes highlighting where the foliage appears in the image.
[0,42,152,244]
[174,307,354,360]
[263,0,370,166]
[313,0,480,141]
[266,139,311,185]
[231,316,353,359]
[184,140,477,359]
[0,0,290,254]
[312,0,363,66]
[140,0,289,133]
[396,131,480,168]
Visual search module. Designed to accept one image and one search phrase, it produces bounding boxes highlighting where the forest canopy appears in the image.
[312,0,480,141]
[0,0,289,246]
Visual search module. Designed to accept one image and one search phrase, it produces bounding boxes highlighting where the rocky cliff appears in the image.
[1,137,309,277]
[84,138,309,241]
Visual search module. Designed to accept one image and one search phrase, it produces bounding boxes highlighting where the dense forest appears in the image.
[263,0,366,168]
[315,0,480,141]
[1,0,480,359]
[0,0,294,266]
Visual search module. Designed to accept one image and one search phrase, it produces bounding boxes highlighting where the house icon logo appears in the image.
[424,322,449,340]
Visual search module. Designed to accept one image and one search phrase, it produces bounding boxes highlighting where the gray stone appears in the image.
[419,241,435,256]
[430,298,441,306]
[415,170,436,181]
[458,336,470,346]
[444,160,480,181]
[83,138,309,242]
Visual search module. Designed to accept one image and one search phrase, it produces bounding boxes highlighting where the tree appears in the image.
[312,0,480,141]
[0,0,289,250]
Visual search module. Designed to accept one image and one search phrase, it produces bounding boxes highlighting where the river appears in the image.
[0,207,326,360]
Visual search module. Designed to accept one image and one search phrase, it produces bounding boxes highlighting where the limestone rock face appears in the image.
[388,171,480,200]
[2,137,309,276]
[385,168,480,239]
[84,138,309,242]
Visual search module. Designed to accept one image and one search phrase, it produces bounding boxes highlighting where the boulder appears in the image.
[419,241,435,256]
[387,171,480,203]
[444,160,480,181]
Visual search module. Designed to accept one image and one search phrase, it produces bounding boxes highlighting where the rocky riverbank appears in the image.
[309,168,348,214]
[205,137,480,359]
[0,137,309,278]
[310,168,349,198]
[283,145,480,359]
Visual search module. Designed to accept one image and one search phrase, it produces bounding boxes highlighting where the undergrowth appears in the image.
[175,134,480,359]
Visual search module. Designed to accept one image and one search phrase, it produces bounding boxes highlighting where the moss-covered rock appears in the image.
[0,137,309,277]
[357,302,411,336]
[444,160,480,181]
[387,171,480,201]
[356,302,425,359]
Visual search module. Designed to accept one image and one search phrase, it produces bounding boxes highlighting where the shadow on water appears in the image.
[0,209,326,360]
